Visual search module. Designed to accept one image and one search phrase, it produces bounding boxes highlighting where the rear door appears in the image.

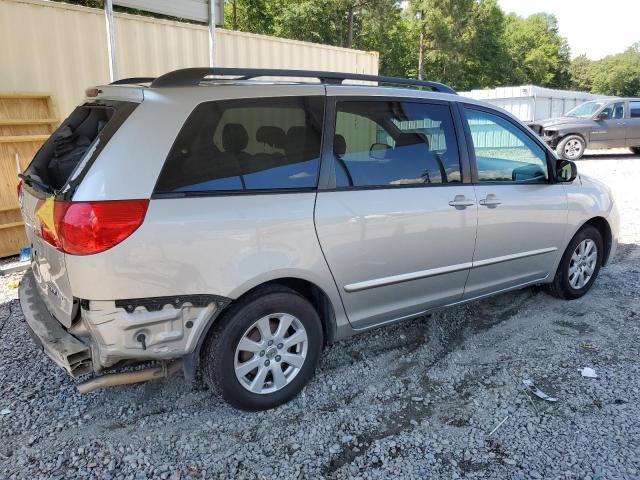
[460,105,567,299]
[19,100,138,326]
[626,101,640,147]
[314,94,477,329]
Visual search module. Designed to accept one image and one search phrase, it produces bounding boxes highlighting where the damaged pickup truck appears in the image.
[530,98,640,160]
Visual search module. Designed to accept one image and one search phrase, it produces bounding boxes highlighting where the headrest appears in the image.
[285,126,306,160]
[256,126,286,149]
[333,134,346,156]
[222,123,248,153]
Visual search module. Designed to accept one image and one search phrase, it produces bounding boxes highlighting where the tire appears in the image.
[630,147,640,155]
[201,285,323,411]
[556,135,586,160]
[546,225,603,300]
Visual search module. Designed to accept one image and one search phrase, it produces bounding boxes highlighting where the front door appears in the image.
[626,101,640,148]
[315,97,477,329]
[590,101,627,148]
[460,106,568,299]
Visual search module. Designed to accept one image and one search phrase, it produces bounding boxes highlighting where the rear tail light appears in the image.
[34,199,149,255]
[17,180,22,198]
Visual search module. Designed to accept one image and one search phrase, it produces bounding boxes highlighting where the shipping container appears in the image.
[0,0,379,117]
[460,85,609,122]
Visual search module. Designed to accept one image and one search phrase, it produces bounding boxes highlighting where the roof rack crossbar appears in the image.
[110,77,157,85]
[149,68,456,94]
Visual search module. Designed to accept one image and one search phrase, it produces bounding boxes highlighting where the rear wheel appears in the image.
[546,226,603,300]
[201,286,323,410]
[556,135,586,160]
[630,147,640,155]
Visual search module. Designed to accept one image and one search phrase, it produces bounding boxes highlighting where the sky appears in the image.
[497,0,640,60]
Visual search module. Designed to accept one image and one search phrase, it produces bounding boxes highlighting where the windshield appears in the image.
[565,101,606,118]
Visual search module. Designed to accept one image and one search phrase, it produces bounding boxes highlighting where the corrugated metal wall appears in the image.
[0,0,379,117]
[460,85,608,122]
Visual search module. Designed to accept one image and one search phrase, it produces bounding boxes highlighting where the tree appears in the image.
[348,0,416,78]
[408,0,507,90]
[503,13,571,88]
[223,0,285,35]
[274,1,343,46]
[569,55,594,92]
[590,44,640,97]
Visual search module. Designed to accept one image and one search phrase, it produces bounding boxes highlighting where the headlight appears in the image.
[543,130,557,137]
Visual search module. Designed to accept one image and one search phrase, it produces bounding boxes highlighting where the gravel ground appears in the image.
[1,152,639,480]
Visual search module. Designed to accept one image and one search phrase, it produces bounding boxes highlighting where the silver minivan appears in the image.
[18,68,619,410]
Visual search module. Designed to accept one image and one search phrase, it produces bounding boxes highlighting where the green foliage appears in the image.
[570,55,594,92]
[224,0,286,34]
[503,13,571,88]
[588,45,640,97]
[409,0,508,90]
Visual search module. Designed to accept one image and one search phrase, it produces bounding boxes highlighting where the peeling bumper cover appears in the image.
[80,297,227,370]
[19,269,92,377]
[19,267,231,376]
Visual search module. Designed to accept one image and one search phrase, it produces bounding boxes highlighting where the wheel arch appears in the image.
[558,132,588,148]
[580,216,613,265]
[183,276,339,381]
[236,277,338,346]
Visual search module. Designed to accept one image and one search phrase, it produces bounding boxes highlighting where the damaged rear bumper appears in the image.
[19,267,231,380]
[19,269,92,377]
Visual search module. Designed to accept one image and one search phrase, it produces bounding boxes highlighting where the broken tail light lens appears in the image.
[35,199,149,255]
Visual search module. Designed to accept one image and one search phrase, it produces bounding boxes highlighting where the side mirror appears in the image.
[596,110,610,120]
[556,159,577,183]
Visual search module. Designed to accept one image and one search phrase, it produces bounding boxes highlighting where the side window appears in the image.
[463,107,548,183]
[155,96,324,193]
[630,101,640,118]
[612,102,625,119]
[334,101,461,188]
[600,103,624,120]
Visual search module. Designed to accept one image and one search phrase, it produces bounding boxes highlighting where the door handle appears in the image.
[479,194,501,208]
[448,195,475,210]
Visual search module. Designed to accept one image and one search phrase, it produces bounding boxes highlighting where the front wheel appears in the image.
[546,226,603,300]
[556,135,586,160]
[201,286,323,411]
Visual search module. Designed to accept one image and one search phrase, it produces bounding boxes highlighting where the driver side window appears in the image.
[600,102,625,120]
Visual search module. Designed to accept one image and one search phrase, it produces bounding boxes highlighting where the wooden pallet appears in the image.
[0,93,58,257]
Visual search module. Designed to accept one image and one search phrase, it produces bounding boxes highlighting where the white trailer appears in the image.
[460,85,609,122]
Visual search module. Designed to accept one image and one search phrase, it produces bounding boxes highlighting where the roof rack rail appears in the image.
[149,68,457,94]
[110,77,156,85]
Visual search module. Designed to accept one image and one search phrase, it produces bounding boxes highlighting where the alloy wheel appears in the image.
[564,139,583,159]
[234,313,308,394]
[568,239,597,289]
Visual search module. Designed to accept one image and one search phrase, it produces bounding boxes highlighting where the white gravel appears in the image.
[1,152,639,479]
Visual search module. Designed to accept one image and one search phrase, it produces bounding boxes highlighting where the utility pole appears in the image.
[104,0,118,82]
[208,0,216,68]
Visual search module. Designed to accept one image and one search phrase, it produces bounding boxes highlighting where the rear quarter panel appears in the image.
[63,194,350,337]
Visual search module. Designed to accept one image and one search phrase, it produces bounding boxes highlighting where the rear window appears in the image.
[25,101,137,192]
[154,96,325,194]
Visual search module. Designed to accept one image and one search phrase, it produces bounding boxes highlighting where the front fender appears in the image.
[559,175,619,267]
